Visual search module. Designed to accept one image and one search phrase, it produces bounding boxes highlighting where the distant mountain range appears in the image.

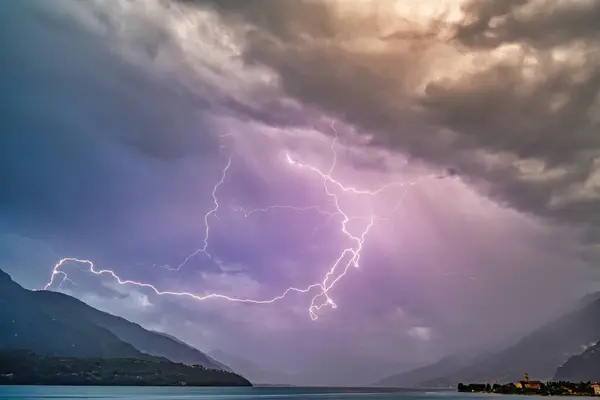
[373,294,600,387]
[208,349,296,385]
[373,355,471,387]
[554,341,600,382]
[151,331,233,372]
[0,269,245,382]
[7,265,600,388]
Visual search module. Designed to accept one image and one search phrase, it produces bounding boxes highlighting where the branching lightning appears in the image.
[44,121,435,320]
[53,270,77,290]
[153,156,231,272]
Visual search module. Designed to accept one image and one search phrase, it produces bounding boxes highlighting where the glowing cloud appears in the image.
[44,122,440,320]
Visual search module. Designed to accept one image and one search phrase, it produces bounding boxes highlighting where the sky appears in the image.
[2,0,600,386]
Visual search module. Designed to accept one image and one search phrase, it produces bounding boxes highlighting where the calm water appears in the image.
[0,386,489,400]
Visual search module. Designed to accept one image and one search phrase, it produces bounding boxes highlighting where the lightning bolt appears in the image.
[232,205,338,219]
[153,132,235,272]
[44,257,321,302]
[194,155,232,261]
[53,270,77,290]
[44,122,433,320]
[153,155,231,272]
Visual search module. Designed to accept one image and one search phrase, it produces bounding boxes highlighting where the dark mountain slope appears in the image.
[0,269,250,386]
[0,270,143,359]
[0,350,251,386]
[31,289,225,370]
[209,350,295,384]
[420,297,600,386]
[150,330,233,371]
[0,269,232,371]
[554,341,600,381]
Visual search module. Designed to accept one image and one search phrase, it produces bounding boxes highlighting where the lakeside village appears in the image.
[458,374,600,396]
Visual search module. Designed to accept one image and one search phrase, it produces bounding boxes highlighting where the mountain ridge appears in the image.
[0,272,145,359]
[373,355,468,387]
[554,341,600,381]
[29,289,226,370]
[151,330,233,372]
[0,349,251,386]
[372,293,600,387]
[0,269,235,372]
[416,296,600,386]
[209,349,296,385]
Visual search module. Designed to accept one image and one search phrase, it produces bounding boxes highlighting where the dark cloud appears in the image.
[0,0,221,240]
[456,0,600,49]
[2,1,216,162]
[185,0,600,234]
[182,0,334,41]
[4,0,600,387]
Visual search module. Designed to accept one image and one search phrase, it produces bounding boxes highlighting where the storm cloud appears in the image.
[191,0,600,228]
[2,0,600,386]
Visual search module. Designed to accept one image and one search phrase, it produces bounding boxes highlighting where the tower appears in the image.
[524,373,529,382]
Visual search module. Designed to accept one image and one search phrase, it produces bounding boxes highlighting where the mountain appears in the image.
[0,269,143,359]
[153,330,199,347]
[0,269,229,370]
[418,296,600,386]
[209,350,417,386]
[32,290,227,370]
[0,349,251,386]
[209,350,295,384]
[554,341,600,381]
[578,291,600,309]
[373,355,469,387]
[150,330,233,371]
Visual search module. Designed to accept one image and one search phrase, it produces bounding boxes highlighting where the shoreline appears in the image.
[458,381,599,397]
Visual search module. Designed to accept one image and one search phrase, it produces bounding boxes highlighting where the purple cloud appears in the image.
[2,0,599,386]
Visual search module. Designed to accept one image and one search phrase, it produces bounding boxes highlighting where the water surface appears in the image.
[0,386,485,400]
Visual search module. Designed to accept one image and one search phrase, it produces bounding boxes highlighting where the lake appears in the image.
[0,386,485,400]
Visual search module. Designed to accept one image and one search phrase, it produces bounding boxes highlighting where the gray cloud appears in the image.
[180,0,600,238]
[456,0,600,49]
[4,0,600,387]
[184,0,334,41]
